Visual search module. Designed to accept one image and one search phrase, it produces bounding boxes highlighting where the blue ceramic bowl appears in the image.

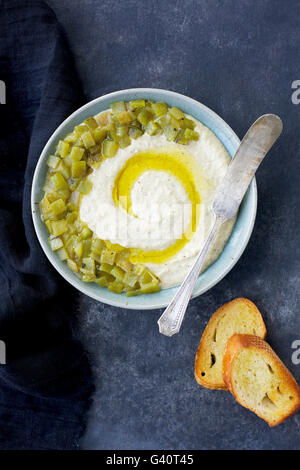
[31,88,257,310]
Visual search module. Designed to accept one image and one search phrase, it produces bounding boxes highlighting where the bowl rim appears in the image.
[31,88,257,310]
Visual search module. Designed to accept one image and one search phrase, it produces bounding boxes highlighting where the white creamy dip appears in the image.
[80,114,236,289]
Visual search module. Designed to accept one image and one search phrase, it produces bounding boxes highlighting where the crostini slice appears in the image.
[223,334,300,426]
[195,298,266,390]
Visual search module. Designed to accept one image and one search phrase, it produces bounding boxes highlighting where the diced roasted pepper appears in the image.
[140,269,159,285]
[105,240,125,252]
[152,102,168,116]
[57,188,70,200]
[80,226,92,239]
[71,160,86,178]
[137,108,152,126]
[129,126,143,140]
[115,111,134,124]
[67,177,79,191]
[163,125,178,141]
[100,263,113,274]
[133,264,146,276]
[181,117,196,130]
[57,247,68,261]
[102,140,119,158]
[93,127,108,144]
[140,282,160,294]
[39,196,52,215]
[111,266,125,282]
[91,238,104,255]
[84,117,98,130]
[176,129,189,144]
[80,272,96,283]
[56,140,70,158]
[101,249,116,265]
[129,99,145,110]
[47,155,60,169]
[66,201,78,212]
[145,120,158,136]
[89,143,102,156]
[116,125,129,138]
[82,257,95,274]
[184,128,199,141]
[66,211,78,224]
[118,135,131,148]
[77,179,93,194]
[51,172,69,190]
[64,131,78,144]
[74,240,84,258]
[96,275,109,287]
[82,239,92,257]
[169,107,185,120]
[49,236,63,251]
[81,131,96,149]
[67,259,79,272]
[111,101,126,114]
[69,146,85,161]
[94,110,111,127]
[107,124,118,142]
[154,114,170,128]
[108,280,124,294]
[45,219,53,233]
[90,251,101,263]
[42,179,55,195]
[51,219,68,237]
[50,198,66,216]
[57,161,71,179]
[74,123,89,136]
[123,271,138,288]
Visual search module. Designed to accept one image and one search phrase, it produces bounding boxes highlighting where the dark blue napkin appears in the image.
[0,0,93,449]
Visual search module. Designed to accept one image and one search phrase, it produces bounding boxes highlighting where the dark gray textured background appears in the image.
[47,0,300,449]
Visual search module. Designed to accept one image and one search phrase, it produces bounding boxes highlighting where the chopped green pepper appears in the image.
[102,140,119,158]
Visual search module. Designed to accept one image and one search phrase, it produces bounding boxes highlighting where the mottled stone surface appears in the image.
[48,0,300,449]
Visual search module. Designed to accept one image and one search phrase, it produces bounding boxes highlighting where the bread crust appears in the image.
[223,334,300,426]
[195,298,266,390]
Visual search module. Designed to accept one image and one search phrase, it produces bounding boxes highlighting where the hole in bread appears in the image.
[261,393,277,409]
[267,364,274,374]
[213,329,217,342]
[277,386,282,395]
[289,396,294,400]
[201,372,206,377]
[210,353,216,368]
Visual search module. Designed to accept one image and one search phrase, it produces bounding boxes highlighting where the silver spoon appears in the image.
[158,114,283,337]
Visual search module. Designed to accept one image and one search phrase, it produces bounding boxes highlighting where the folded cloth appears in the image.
[0,0,93,450]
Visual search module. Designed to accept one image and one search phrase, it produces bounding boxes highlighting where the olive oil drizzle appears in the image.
[112,146,201,264]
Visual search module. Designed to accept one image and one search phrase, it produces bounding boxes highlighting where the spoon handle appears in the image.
[157,214,224,337]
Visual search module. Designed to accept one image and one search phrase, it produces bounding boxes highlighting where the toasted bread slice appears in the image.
[195,298,266,390]
[223,334,300,426]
